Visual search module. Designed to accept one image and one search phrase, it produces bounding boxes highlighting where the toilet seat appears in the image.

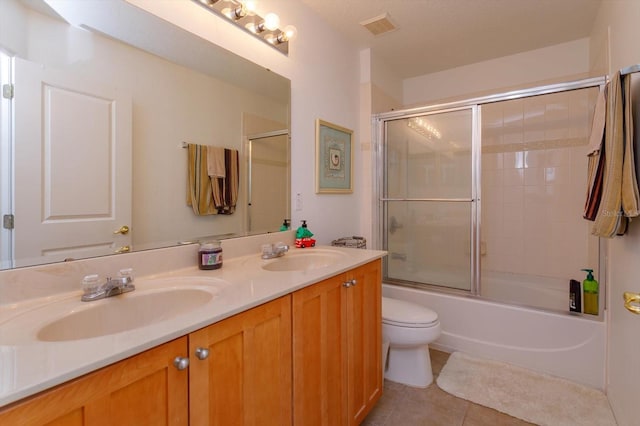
[382,297,439,328]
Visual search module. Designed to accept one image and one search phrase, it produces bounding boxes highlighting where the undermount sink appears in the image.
[37,287,214,342]
[261,249,344,272]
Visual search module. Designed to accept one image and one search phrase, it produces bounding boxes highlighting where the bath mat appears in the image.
[436,352,617,426]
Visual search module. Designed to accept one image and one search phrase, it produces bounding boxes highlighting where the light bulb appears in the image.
[263,12,280,31]
[243,0,258,15]
[282,25,297,41]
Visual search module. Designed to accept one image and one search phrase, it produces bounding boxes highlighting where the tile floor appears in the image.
[362,349,535,426]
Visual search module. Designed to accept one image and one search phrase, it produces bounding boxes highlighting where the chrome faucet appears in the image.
[81,268,135,302]
[261,242,289,259]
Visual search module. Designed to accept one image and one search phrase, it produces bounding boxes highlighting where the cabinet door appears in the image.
[292,274,348,426]
[189,296,292,426]
[346,260,382,425]
[0,337,189,426]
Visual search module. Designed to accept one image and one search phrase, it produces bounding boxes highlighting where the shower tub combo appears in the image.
[375,77,607,390]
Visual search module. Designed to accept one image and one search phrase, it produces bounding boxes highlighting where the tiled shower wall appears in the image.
[481,87,600,280]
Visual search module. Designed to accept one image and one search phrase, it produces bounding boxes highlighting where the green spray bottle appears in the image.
[582,269,599,315]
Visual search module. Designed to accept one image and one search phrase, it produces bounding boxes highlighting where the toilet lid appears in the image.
[382,296,438,326]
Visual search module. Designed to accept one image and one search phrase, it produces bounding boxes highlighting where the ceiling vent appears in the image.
[360,13,397,36]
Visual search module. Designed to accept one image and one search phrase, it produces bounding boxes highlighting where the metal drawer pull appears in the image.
[173,356,190,370]
[195,347,210,360]
[623,292,640,314]
[343,279,357,288]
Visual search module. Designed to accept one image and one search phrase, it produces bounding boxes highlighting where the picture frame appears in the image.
[315,119,353,194]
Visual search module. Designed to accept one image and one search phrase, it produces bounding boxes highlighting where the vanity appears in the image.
[0,234,385,425]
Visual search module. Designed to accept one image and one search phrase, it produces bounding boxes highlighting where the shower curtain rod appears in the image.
[620,64,640,76]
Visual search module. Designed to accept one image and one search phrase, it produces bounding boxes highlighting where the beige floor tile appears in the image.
[362,349,532,426]
[462,403,536,426]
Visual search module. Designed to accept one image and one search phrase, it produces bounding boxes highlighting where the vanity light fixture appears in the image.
[193,0,296,55]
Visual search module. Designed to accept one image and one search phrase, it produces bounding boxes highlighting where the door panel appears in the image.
[384,108,475,291]
[13,58,132,266]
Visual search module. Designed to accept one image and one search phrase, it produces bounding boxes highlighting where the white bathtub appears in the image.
[480,270,570,312]
[383,283,607,390]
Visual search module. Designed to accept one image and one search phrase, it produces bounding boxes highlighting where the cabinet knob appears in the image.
[195,347,210,360]
[173,356,190,370]
[343,279,357,288]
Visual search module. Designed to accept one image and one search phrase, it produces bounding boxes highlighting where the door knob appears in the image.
[114,246,130,253]
[623,292,640,314]
[113,225,130,235]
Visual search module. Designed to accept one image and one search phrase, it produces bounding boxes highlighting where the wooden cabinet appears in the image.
[188,296,292,426]
[346,260,383,424]
[0,337,189,426]
[0,260,381,426]
[292,260,382,426]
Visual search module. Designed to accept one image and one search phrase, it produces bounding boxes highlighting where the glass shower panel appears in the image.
[384,108,474,292]
[386,201,472,290]
[479,87,600,310]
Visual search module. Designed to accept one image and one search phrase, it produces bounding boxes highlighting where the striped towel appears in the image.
[583,85,607,221]
[212,148,239,215]
[187,144,239,216]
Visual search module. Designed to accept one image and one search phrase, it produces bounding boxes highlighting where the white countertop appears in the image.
[0,245,385,407]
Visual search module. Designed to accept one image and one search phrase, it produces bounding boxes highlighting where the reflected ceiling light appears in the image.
[193,0,295,55]
[407,118,442,140]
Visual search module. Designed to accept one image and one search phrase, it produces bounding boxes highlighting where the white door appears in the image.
[606,73,640,426]
[607,237,640,426]
[13,58,132,267]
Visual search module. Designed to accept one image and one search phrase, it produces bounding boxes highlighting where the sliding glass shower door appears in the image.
[382,107,478,292]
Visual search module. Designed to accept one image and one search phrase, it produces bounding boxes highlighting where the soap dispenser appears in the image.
[280,219,290,231]
[582,269,599,315]
[295,220,316,248]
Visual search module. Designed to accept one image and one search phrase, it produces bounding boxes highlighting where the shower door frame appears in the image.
[373,76,607,297]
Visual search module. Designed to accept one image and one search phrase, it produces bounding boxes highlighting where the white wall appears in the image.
[589,2,640,425]
[127,0,363,244]
[403,38,591,106]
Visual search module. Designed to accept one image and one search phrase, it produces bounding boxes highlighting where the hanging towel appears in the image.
[583,85,607,221]
[591,71,640,237]
[211,148,239,214]
[207,146,226,178]
[187,143,218,215]
[621,74,640,217]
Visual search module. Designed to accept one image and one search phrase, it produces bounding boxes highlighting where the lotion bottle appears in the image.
[582,269,599,315]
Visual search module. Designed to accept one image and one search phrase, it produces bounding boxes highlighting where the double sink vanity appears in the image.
[0,233,386,425]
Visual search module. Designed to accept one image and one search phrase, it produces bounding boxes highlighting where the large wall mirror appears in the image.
[0,0,291,270]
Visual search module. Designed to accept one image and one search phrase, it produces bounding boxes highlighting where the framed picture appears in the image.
[315,119,353,194]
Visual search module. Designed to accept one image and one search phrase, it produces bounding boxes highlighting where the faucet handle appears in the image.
[81,274,101,294]
[274,242,289,252]
[118,268,134,284]
[262,243,274,257]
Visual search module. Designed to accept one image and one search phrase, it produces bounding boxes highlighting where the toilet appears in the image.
[382,296,441,388]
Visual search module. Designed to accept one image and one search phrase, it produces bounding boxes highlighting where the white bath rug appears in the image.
[436,352,617,426]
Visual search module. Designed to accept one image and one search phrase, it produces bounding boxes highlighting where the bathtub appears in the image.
[480,270,570,312]
[383,283,607,390]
